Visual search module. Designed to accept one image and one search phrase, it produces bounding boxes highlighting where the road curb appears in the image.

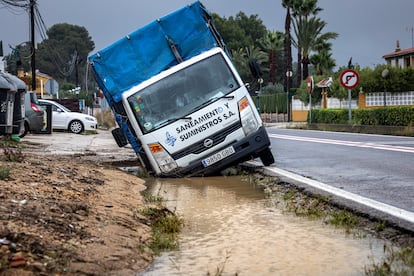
[247,161,414,233]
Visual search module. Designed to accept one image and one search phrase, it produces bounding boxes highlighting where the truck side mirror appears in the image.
[248,59,262,79]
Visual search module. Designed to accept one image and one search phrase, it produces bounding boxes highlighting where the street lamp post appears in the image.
[381,68,389,107]
[286,71,293,122]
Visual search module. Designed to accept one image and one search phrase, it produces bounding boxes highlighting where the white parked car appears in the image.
[38,99,98,134]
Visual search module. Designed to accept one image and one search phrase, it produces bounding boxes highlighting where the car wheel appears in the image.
[69,120,84,134]
[19,122,29,138]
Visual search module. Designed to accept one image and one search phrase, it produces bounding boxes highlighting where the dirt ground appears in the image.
[0,141,155,275]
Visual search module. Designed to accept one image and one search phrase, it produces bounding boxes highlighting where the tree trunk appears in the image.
[302,56,309,80]
[283,7,293,90]
[269,49,277,84]
[296,47,302,86]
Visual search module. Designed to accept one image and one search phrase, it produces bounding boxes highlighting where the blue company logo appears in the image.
[166,131,177,147]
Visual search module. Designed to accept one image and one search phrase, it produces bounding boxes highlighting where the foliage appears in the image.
[357,65,414,93]
[280,0,337,90]
[0,166,10,180]
[310,48,336,75]
[354,107,414,126]
[257,30,285,84]
[253,93,288,113]
[262,83,285,94]
[365,245,414,276]
[212,12,270,84]
[212,12,267,52]
[36,23,95,84]
[4,41,32,75]
[139,207,183,255]
[309,107,414,126]
[329,210,358,230]
[293,16,338,79]
[293,63,414,105]
[229,48,249,82]
[295,74,333,104]
[310,109,349,124]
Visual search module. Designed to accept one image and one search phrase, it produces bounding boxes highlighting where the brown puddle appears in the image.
[142,175,386,275]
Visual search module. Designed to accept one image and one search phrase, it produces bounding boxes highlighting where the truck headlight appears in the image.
[148,143,178,173]
[238,97,258,136]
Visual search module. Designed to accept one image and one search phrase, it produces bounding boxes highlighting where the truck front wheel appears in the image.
[259,148,274,166]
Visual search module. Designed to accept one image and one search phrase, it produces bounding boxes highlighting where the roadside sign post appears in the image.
[339,69,360,123]
[286,70,293,122]
[307,76,314,123]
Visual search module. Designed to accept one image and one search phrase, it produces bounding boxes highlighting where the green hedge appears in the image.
[310,106,414,126]
[252,93,287,113]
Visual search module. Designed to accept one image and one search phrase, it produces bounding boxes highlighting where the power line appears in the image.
[0,0,29,9]
[34,5,48,41]
[29,0,36,89]
[2,0,79,79]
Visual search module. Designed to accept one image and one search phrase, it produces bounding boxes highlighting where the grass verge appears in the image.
[138,194,183,256]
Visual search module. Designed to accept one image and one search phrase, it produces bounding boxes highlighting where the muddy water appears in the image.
[142,176,386,275]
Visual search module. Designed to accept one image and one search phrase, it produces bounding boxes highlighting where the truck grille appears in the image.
[171,121,241,160]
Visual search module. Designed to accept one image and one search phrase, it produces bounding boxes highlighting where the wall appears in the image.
[291,97,357,122]
[365,91,414,107]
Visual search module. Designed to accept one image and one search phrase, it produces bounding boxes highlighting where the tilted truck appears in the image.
[88,1,274,177]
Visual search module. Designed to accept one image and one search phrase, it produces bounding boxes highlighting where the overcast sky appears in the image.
[1,0,413,69]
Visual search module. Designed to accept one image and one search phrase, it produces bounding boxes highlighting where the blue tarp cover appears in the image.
[89,1,222,103]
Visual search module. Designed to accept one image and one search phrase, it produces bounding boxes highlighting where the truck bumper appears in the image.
[160,126,271,177]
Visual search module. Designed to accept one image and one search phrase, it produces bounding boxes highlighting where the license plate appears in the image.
[201,146,235,167]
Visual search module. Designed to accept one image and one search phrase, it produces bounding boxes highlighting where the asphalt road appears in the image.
[264,127,414,227]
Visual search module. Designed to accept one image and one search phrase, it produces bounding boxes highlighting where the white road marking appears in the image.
[269,133,414,153]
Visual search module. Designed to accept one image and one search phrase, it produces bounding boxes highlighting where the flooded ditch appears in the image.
[140,175,389,275]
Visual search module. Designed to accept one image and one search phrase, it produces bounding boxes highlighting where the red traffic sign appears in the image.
[307,76,314,94]
[340,69,360,89]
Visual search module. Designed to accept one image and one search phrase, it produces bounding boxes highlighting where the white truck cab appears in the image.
[121,48,273,176]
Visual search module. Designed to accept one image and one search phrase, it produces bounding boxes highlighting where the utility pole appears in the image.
[30,0,36,90]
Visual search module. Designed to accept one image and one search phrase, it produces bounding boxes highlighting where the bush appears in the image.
[310,106,414,126]
[310,109,349,124]
[0,166,10,180]
[253,93,287,113]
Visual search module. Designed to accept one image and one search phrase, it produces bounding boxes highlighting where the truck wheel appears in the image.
[259,148,274,166]
[69,120,84,134]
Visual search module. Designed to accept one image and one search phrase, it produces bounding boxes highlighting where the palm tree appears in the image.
[311,37,336,75]
[290,0,322,82]
[230,48,248,80]
[293,16,338,78]
[310,50,336,75]
[244,45,267,62]
[258,30,284,84]
[230,46,267,82]
[282,0,294,89]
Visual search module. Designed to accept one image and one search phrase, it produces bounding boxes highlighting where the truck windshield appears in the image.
[128,53,240,133]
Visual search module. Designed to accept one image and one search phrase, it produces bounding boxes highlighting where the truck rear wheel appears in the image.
[259,148,274,166]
